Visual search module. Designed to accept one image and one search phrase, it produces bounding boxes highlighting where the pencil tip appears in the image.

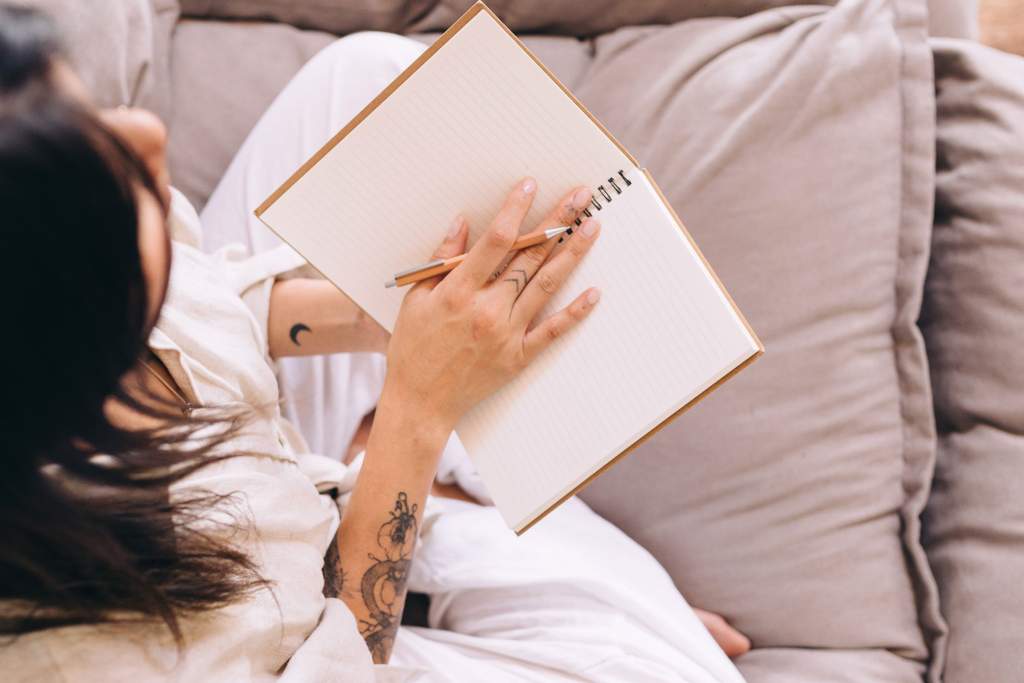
[547,225,571,238]
[384,280,396,288]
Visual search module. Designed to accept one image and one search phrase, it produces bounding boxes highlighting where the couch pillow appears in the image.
[180,0,838,36]
[138,0,180,122]
[569,2,944,681]
[409,0,835,35]
[921,38,1024,683]
[19,0,170,115]
[927,0,977,39]
[166,21,593,211]
[179,0,429,33]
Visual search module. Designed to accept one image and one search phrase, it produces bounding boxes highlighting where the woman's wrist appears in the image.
[372,382,454,467]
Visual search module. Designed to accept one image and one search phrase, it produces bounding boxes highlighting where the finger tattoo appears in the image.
[503,268,528,295]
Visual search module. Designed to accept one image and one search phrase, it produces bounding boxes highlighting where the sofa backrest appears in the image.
[14,0,178,118]
[178,0,977,38]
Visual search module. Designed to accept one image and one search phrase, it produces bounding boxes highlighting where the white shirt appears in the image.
[2,190,426,682]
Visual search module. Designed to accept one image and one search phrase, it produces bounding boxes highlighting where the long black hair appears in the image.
[0,5,266,643]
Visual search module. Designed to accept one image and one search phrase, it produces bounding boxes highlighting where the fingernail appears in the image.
[586,288,601,305]
[580,218,600,238]
[521,177,536,195]
[571,187,592,210]
[447,215,463,239]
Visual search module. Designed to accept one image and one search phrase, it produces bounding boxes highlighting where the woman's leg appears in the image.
[198,32,426,459]
[394,496,746,683]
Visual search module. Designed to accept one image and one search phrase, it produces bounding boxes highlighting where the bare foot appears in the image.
[695,608,751,658]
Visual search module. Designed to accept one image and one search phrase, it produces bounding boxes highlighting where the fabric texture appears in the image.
[922,38,1024,683]
[407,0,836,35]
[178,0,838,36]
[926,0,977,39]
[179,0,428,33]
[19,0,174,118]
[732,648,925,681]
[138,0,181,121]
[564,2,943,680]
[167,20,592,211]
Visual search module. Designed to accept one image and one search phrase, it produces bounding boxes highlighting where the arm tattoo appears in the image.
[322,534,347,599]
[358,491,418,663]
[289,322,312,346]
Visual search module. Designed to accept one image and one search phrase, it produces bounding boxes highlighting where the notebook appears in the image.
[256,2,763,534]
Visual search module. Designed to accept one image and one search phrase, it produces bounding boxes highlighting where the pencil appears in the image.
[384,226,572,288]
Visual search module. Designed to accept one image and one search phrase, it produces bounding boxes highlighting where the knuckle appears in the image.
[537,272,559,295]
[504,350,527,374]
[471,307,500,337]
[487,223,516,248]
[520,245,547,268]
[545,319,562,341]
[558,200,578,224]
[439,286,466,312]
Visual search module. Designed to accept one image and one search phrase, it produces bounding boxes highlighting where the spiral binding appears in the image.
[571,169,633,229]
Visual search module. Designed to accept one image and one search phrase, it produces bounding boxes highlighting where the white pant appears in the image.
[199,31,745,683]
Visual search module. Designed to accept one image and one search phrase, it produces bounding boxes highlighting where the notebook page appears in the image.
[459,170,759,530]
[259,9,632,331]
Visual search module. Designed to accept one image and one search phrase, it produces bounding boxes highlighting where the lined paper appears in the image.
[259,8,760,531]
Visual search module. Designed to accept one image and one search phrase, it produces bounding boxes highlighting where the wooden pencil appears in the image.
[385,225,571,288]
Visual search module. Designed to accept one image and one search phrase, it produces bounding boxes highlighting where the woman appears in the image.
[0,6,748,682]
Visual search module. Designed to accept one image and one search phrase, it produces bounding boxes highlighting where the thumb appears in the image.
[414,214,468,291]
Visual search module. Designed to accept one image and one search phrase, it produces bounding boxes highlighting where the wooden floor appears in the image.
[980,0,1024,56]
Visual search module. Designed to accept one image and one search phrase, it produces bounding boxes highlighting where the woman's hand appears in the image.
[382,177,600,433]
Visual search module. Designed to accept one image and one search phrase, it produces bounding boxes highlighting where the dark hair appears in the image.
[0,5,266,643]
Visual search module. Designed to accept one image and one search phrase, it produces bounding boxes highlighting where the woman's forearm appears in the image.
[330,389,450,663]
[267,279,389,358]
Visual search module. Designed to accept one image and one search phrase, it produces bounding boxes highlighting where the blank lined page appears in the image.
[258,6,760,532]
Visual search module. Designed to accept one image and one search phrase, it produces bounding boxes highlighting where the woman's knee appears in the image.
[310,31,425,82]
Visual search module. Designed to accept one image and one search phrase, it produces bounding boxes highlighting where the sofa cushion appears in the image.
[927,0,977,39]
[20,0,175,119]
[180,0,837,36]
[180,0,974,39]
[737,647,925,682]
[167,21,593,210]
[921,38,1024,683]
[178,0,425,33]
[569,1,943,680]
[409,0,835,35]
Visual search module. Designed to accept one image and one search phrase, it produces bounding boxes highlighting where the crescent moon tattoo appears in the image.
[289,323,312,347]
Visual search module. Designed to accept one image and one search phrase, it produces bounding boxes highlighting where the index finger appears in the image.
[455,177,537,287]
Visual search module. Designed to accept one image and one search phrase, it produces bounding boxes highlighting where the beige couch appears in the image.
[34,1,1024,681]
